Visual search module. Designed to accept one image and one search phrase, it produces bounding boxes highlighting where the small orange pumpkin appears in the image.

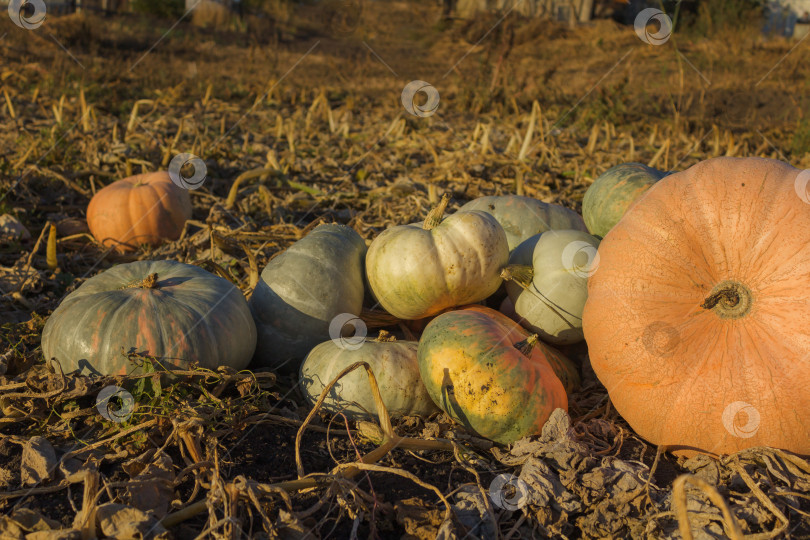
[583,157,810,456]
[87,172,192,253]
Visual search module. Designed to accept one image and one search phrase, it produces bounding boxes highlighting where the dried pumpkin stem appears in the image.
[700,280,752,319]
[375,329,396,342]
[423,193,450,230]
[514,334,539,358]
[500,264,534,288]
[122,273,159,290]
[501,264,579,329]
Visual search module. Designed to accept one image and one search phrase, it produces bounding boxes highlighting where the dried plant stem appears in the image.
[423,193,449,230]
[3,88,15,119]
[730,457,788,538]
[162,361,454,529]
[121,272,158,289]
[672,474,744,540]
[500,264,579,329]
[518,101,538,161]
[46,224,58,270]
[225,167,277,209]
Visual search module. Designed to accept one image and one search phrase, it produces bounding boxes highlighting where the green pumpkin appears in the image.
[582,163,667,238]
[300,337,438,420]
[249,224,366,371]
[505,230,600,345]
[459,195,586,251]
[41,260,256,376]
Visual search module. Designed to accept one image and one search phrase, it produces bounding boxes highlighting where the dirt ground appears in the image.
[0,1,809,538]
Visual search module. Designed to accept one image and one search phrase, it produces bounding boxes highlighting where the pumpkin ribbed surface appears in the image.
[42,260,256,376]
[418,306,569,444]
[583,157,810,455]
[87,172,192,252]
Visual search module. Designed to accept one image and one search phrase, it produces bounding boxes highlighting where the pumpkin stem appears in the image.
[375,329,396,342]
[423,193,450,230]
[122,272,159,290]
[701,290,738,310]
[500,264,534,288]
[514,334,539,358]
[502,265,580,329]
[701,280,752,319]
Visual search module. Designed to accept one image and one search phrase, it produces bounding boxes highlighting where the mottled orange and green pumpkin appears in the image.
[582,163,667,238]
[417,306,569,444]
[462,304,580,394]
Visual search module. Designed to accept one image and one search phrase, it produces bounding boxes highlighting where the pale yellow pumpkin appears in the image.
[366,195,509,320]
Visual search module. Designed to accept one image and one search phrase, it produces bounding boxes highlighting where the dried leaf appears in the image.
[0,516,25,540]
[123,451,175,519]
[394,497,443,540]
[272,510,311,539]
[95,504,168,540]
[0,467,14,489]
[0,214,31,241]
[450,488,497,540]
[0,264,40,295]
[8,508,59,533]
[20,437,57,486]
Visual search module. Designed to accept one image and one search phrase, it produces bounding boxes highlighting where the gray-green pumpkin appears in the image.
[249,224,366,371]
[41,260,256,376]
[300,337,438,420]
[505,230,600,345]
[459,195,587,251]
[582,163,667,238]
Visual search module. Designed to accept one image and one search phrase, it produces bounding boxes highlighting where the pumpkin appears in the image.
[582,163,667,238]
[461,304,580,394]
[583,157,810,456]
[249,224,366,372]
[366,195,509,320]
[41,260,256,376]
[459,195,587,250]
[300,334,438,420]
[418,305,569,444]
[504,230,600,345]
[86,172,192,253]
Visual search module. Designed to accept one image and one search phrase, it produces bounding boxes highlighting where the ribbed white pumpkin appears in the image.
[300,338,438,420]
[366,195,509,320]
[506,230,600,345]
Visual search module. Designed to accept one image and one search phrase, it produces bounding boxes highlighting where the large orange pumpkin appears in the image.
[583,157,810,456]
[87,172,192,253]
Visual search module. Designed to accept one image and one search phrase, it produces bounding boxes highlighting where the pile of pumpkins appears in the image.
[43,156,810,457]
